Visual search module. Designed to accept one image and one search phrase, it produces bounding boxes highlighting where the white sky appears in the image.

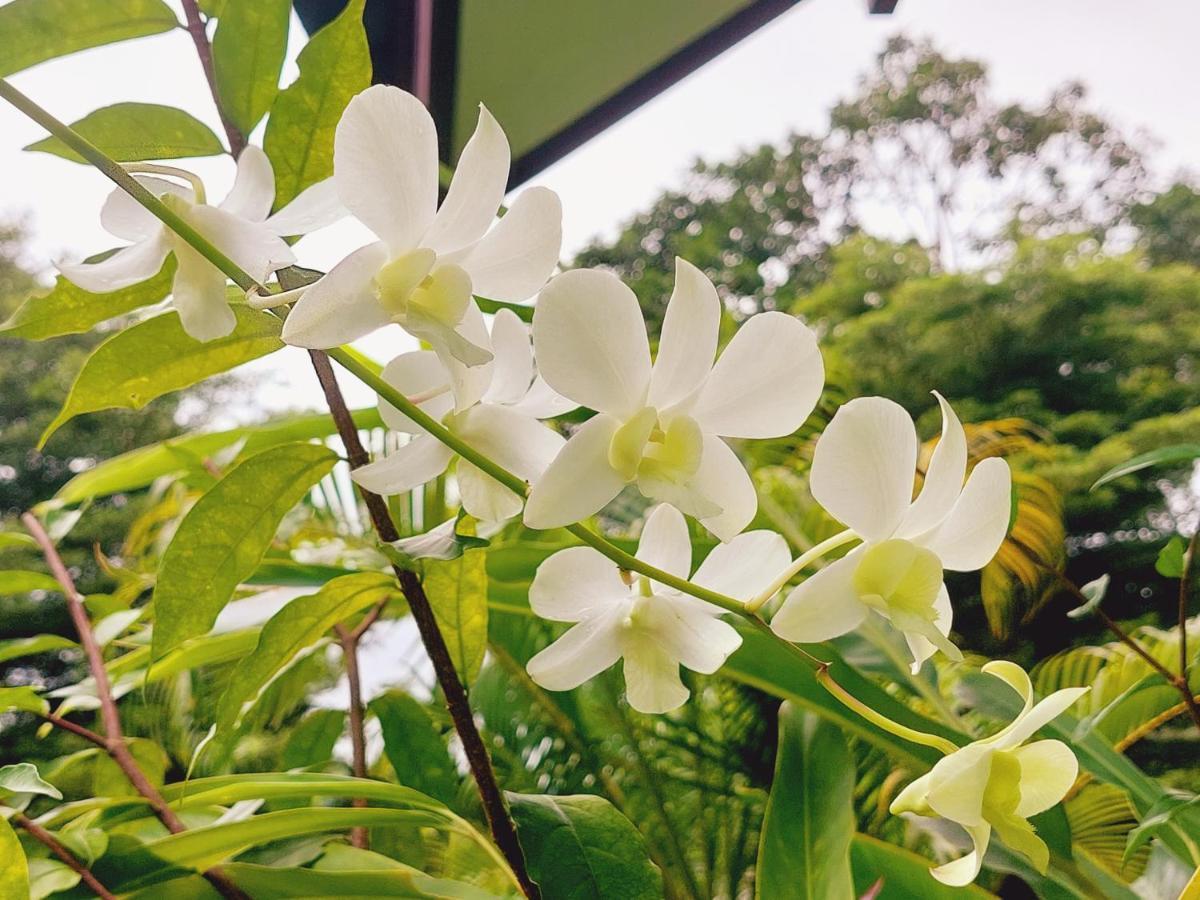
[1,0,1197,417]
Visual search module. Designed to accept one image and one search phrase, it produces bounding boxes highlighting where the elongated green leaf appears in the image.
[1,261,174,340]
[220,863,498,899]
[1126,794,1200,862]
[40,307,283,448]
[756,704,854,899]
[0,763,62,800]
[25,103,224,162]
[0,687,48,715]
[850,834,995,898]
[0,635,76,664]
[507,792,663,900]
[0,571,60,594]
[53,407,381,505]
[212,573,397,742]
[264,0,370,205]
[1092,444,1200,489]
[0,533,36,551]
[28,859,79,898]
[0,0,177,77]
[424,541,488,686]
[159,772,449,814]
[280,709,345,769]
[151,443,338,659]
[0,816,29,900]
[370,691,459,808]
[212,0,291,135]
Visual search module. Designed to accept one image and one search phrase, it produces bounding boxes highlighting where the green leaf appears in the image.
[0,686,48,715]
[0,533,36,551]
[158,772,450,815]
[0,763,62,800]
[0,0,177,77]
[1155,536,1186,579]
[1092,444,1200,489]
[0,571,60,594]
[27,859,79,899]
[25,103,224,163]
[507,792,663,900]
[0,816,29,900]
[0,635,76,664]
[280,709,345,769]
[1125,793,1200,862]
[211,573,397,743]
[212,0,291,135]
[151,442,338,659]
[219,863,499,899]
[0,260,174,340]
[264,0,370,205]
[850,833,995,898]
[370,691,459,809]
[424,537,488,686]
[756,704,855,899]
[385,516,490,565]
[52,406,381,505]
[40,307,283,449]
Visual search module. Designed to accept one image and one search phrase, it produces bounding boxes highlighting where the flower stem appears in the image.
[14,812,116,900]
[816,665,959,756]
[179,0,246,157]
[745,528,859,612]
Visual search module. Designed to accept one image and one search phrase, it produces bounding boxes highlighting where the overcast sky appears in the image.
[1,0,1197,414]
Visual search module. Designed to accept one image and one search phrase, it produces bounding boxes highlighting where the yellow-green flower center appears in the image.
[608,407,704,484]
[375,248,471,329]
[853,538,944,621]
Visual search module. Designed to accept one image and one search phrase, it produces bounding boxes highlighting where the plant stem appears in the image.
[815,665,959,755]
[745,528,858,612]
[37,712,108,749]
[306,352,538,899]
[20,513,248,900]
[178,0,246,157]
[1179,531,1197,687]
[14,812,116,900]
[333,621,370,850]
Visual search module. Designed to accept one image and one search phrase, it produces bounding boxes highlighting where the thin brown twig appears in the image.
[333,622,370,850]
[37,712,107,749]
[20,513,248,900]
[306,351,538,899]
[14,812,116,900]
[178,0,245,157]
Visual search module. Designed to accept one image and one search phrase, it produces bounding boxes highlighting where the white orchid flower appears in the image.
[59,146,339,342]
[891,661,1088,886]
[282,84,563,368]
[771,394,1011,671]
[526,504,790,713]
[351,310,567,524]
[523,259,824,541]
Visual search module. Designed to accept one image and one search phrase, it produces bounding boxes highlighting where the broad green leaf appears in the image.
[43,741,167,799]
[0,571,60,594]
[56,828,108,867]
[40,307,283,448]
[424,538,488,686]
[0,635,76,664]
[158,772,449,815]
[0,763,62,800]
[27,859,79,900]
[0,686,48,715]
[850,833,995,898]
[1092,444,1200,489]
[219,862,498,899]
[1125,794,1200,862]
[25,103,224,163]
[53,407,381,505]
[211,573,397,743]
[370,691,459,808]
[280,709,345,769]
[0,261,174,341]
[247,559,358,587]
[264,0,370,205]
[0,533,36,550]
[0,816,29,900]
[212,0,291,135]
[1155,536,1186,578]
[0,0,177,77]
[756,704,854,899]
[151,442,338,659]
[507,792,663,900]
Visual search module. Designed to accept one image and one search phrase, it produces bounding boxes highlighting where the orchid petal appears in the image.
[59,236,169,293]
[452,403,564,483]
[483,309,533,406]
[172,241,236,342]
[450,186,562,302]
[646,594,742,673]
[772,549,869,642]
[621,646,689,714]
[532,268,651,418]
[691,530,792,603]
[529,547,629,622]
[648,259,719,412]
[890,770,935,815]
[221,144,275,221]
[266,178,346,236]
[456,460,524,524]
[690,312,823,439]
[185,204,295,282]
[917,457,1012,572]
[897,392,968,538]
[635,504,692,583]
[334,85,437,254]
[507,375,578,419]
[810,397,918,542]
[926,744,994,827]
[281,242,390,348]
[930,823,991,887]
[527,611,624,691]
[691,435,758,542]
[100,177,187,240]
[349,437,454,496]
[421,104,509,255]
[902,582,954,673]
[436,300,495,411]
[994,687,1089,750]
[1014,740,1078,817]
[524,414,627,530]
[378,350,454,435]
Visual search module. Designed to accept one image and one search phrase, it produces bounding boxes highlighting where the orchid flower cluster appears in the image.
[60,83,1084,885]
